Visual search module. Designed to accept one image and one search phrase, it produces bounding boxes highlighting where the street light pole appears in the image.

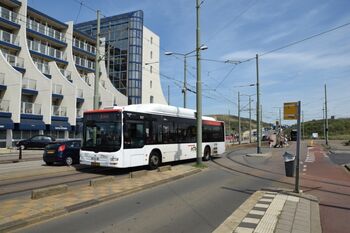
[183,56,187,108]
[94,10,101,110]
[238,91,241,145]
[256,54,261,153]
[249,95,252,143]
[196,0,202,165]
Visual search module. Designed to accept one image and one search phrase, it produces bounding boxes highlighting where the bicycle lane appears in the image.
[300,143,350,233]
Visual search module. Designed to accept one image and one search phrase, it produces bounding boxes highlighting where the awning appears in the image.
[19,118,46,130]
[50,120,71,131]
[0,117,14,130]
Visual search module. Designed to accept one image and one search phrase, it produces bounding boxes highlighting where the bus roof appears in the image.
[103,104,218,121]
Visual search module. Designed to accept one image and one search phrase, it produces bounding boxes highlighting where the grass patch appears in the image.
[192,163,208,169]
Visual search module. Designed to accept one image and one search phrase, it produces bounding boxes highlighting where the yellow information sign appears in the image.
[284,102,298,120]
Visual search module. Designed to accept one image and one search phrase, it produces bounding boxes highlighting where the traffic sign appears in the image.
[284,102,298,120]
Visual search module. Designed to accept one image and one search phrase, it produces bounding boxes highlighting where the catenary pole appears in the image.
[256,54,261,153]
[94,10,101,110]
[295,101,301,193]
[249,95,252,143]
[325,84,329,145]
[183,56,187,108]
[196,0,202,165]
[238,91,241,144]
[168,85,170,105]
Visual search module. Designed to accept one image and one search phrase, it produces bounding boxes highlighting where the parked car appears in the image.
[43,140,81,166]
[16,135,55,149]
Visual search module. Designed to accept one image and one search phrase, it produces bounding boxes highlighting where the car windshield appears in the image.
[82,112,121,152]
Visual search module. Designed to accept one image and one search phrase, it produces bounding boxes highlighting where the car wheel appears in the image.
[65,156,73,166]
[202,147,211,161]
[149,152,161,170]
[45,162,53,166]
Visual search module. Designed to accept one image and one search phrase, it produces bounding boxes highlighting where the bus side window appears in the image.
[124,122,144,148]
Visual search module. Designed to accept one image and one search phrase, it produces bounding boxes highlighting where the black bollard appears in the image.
[19,146,22,160]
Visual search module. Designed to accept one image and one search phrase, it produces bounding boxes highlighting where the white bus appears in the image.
[80,104,225,169]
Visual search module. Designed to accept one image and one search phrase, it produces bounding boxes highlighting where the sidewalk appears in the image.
[0,149,42,164]
[0,164,201,232]
[214,188,321,233]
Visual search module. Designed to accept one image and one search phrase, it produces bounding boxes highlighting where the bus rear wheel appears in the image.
[203,147,211,161]
[149,152,161,170]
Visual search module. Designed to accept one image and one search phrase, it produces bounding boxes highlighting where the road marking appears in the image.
[303,169,307,172]
[242,217,260,224]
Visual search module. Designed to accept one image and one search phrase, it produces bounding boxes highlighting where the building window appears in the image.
[150,37,153,44]
[150,51,153,59]
[150,96,154,103]
[150,81,152,88]
[150,66,153,73]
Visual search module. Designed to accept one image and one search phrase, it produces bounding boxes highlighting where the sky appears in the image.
[28,0,350,124]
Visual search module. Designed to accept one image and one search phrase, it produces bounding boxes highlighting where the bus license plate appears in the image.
[91,162,100,166]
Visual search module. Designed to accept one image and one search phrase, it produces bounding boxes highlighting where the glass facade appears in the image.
[75,11,144,105]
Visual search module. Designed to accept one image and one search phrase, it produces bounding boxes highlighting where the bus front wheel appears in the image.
[149,151,161,170]
[203,147,211,161]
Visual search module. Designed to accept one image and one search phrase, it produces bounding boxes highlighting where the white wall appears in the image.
[142,26,167,105]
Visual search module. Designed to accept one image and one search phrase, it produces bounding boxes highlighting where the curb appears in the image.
[0,168,201,232]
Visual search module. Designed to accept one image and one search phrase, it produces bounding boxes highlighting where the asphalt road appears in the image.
[16,149,293,233]
[328,152,350,165]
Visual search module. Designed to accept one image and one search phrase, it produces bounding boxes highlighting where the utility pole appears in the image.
[238,92,241,144]
[196,0,202,165]
[324,84,329,145]
[249,95,252,143]
[279,108,282,129]
[260,104,263,141]
[323,105,326,139]
[94,10,101,110]
[302,111,305,140]
[295,101,301,193]
[256,54,261,153]
[228,110,231,137]
[183,56,187,108]
[167,85,170,105]
[106,21,111,77]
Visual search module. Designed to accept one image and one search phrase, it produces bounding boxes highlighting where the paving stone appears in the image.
[276,222,292,231]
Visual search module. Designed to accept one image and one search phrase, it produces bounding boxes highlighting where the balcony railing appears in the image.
[22,77,37,90]
[21,102,41,115]
[60,69,72,81]
[77,88,83,98]
[2,53,24,68]
[73,38,96,54]
[74,55,95,70]
[27,39,64,61]
[52,83,62,95]
[34,61,50,75]
[0,73,4,85]
[52,105,67,117]
[0,30,19,45]
[26,18,65,43]
[0,6,18,24]
[0,99,10,112]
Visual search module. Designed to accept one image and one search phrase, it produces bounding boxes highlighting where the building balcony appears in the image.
[0,6,19,28]
[52,105,67,117]
[21,102,42,115]
[28,39,68,65]
[60,69,72,82]
[33,61,50,76]
[0,99,10,112]
[22,77,38,95]
[26,18,66,45]
[0,29,20,49]
[73,38,96,55]
[52,83,63,99]
[2,52,25,72]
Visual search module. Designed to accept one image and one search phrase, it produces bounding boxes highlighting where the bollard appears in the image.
[19,146,22,160]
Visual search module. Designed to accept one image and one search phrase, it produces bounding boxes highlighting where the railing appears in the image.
[60,69,72,81]
[0,99,9,112]
[52,105,67,117]
[0,6,18,23]
[77,89,83,98]
[76,108,83,118]
[27,39,64,61]
[2,53,24,68]
[73,37,96,54]
[21,102,42,115]
[22,77,37,90]
[0,30,19,45]
[0,73,4,85]
[52,83,62,94]
[74,55,95,70]
[34,61,50,75]
[26,18,65,42]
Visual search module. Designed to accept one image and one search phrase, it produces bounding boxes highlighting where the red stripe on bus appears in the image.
[202,120,222,126]
[84,109,121,114]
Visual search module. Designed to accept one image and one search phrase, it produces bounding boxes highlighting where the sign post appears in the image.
[284,101,301,193]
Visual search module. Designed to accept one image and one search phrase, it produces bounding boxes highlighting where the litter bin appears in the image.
[283,152,295,177]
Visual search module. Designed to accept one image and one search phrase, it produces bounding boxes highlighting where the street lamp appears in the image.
[164,45,208,108]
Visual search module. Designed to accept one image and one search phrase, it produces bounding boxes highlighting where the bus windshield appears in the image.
[82,112,121,152]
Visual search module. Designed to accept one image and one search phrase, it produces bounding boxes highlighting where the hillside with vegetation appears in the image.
[209,114,271,135]
[288,118,350,140]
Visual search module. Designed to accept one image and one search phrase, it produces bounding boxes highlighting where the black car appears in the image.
[16,135,55,149]
[43,140,81,166]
